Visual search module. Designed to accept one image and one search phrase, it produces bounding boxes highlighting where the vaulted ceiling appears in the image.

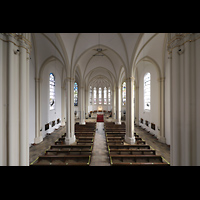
[59,33,141,88]
[31,33,166,89]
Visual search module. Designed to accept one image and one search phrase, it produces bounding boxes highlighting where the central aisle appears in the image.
[90,122,110,166]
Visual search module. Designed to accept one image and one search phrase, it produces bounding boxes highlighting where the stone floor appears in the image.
[29,125,67,165]
[134,126,170,164]
[90,122,110,166]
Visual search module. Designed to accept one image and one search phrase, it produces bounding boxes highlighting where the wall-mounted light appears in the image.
[14,49,20,54]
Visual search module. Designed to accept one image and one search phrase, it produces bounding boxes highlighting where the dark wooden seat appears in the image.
[110,155,163,164]
[106,137,124,141]
[105,122,170,166]
[75,133,95,137]
[31,155,91,166]
[109,149,156,155]
[111,162,170,166]
[108,144,151,150]
[76,139,94,145]
[45,149,92,155]
[50,145,93,151]
[106,136,124,140]
[136,140,146,144]
[107,140,124,145]
[106,132,126,134]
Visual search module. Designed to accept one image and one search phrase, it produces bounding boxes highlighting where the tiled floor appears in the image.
[90,122,110,166]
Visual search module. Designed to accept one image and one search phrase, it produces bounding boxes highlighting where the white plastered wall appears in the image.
[40,60,62,138]
[138,61,160,137]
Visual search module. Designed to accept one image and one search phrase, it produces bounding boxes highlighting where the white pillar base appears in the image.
[125,135,135,145]
[115,121,121,125]
[34,136,43,144]
[65,135,76,145]
[158,135,166,144]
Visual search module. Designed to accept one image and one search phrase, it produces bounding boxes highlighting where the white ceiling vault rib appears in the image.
[33,33,143,88]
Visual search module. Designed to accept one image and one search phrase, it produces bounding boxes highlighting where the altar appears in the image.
[98,106,102,112]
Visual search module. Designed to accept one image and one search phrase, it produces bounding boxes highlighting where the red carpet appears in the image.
[97,114,104,122]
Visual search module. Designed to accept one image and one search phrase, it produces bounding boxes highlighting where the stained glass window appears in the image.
[104,87,107,104]
[122,82,126,106]
[144,72,151,110]
[99,87,102,104]
[74,82,78,106]
[94,87,97,104]
[89,86,92,105]
[49,73,55,110]
[108,87,111,105]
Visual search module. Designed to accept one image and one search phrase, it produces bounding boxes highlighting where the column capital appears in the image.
[35,78,40,82]
[3,33,32,54]
[167,33,194,54]
[126,76,135,82]
[157,77,165,82]
[65,77,75,82]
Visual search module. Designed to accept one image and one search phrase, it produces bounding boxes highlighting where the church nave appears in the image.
[1,33,200,166]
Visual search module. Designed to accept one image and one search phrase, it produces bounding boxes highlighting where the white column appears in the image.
[85,87,88,116]
[171,46,180,166]
[125,77,135,144]
[65,77,76,144]
[135,85,139,126]
[61,86,66,126]
[79,86,86,125]
[19,43,28,166]
[190,36,196,166]
[115,86,121,124]
[97,87,99,109]
[0,34,7,165]
[158,77,166,143]
[7,36,20,166]
[102,87,104,108]
[112,87,116,120]
[184,40,191,165]
[26,47,30,165]
[34,78,43,144]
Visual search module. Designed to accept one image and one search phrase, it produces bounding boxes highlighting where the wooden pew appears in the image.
[110,155,164,164]
[109,149,156,155]
[105,122,170,166]
[108,144,151,150]
[107,139,124,145]
[45,145,93,155]
[111,162,170,166]
[32,122,96,166]
[31,155,91,166]
[50,145,93,151]
[76,138,94,145]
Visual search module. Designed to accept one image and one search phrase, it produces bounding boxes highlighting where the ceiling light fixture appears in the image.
[93,33,107,56]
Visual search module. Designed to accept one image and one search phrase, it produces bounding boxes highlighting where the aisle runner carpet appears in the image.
[97,114,104,122]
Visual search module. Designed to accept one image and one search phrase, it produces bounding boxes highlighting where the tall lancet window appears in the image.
[49,73,55,110]
[104,87,107,104]
[144,72,151,110]
[74,82,78,106]
[94,87,97,104]
[122,81,126,106]
[89,86,92,105]
[108,87,111,105]
[99,87,102,104]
